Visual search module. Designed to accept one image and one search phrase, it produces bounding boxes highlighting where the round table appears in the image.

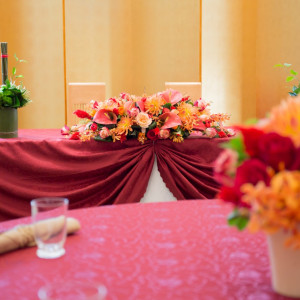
[0,200,293,300]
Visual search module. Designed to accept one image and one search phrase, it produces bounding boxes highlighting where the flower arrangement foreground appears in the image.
[62,89,234,143]
[215,96,300,248]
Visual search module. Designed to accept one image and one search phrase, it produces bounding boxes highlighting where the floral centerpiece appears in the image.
[62,89,234,143]
[0,42,30,138]
[214,96,300,297]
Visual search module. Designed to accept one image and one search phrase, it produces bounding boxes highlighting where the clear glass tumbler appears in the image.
[31,197,69,259]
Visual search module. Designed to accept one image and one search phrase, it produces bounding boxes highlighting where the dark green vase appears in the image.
[0,107,18,138]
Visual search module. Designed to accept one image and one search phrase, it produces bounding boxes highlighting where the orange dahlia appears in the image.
[115,116,133,135]
[145,95,165,115]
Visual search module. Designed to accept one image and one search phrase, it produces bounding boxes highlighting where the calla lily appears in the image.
[161,89,183,105]
[137,100,145,112]
[124,100,134,112]
[93,109,117,124]
[159,112,182,129]
[193,121,206,131]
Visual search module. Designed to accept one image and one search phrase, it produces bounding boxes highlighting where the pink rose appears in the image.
[214,149,238,186]
[159,129,170,139]
[99,127,111,139]
[205,127,217,138]
[130,107,140,117]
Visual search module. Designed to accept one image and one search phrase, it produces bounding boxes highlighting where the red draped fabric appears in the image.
[155,138,225,199]
[0,130,226,221]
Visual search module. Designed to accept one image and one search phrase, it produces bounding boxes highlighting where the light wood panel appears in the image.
[0,0,65,129]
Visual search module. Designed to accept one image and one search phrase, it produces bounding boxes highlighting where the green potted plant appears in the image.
[0,42,30,138]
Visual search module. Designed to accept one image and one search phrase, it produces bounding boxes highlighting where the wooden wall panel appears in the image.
[0,0,65,129]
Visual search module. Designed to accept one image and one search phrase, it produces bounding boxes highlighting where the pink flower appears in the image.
[226,128,235,137]
[159,129,170,139]
[194,99,208,111]
[161,89,183,105]
[99,127,111,139]
[136,112,152,128]
[61,125,70,135]
[129,107,140,117]
[214,149,238,186]
[159,112,182,129]
[205,127,217,138]
[162,107,170,114]
[93,109,117,124]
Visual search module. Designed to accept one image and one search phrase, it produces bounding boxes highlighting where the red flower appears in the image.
[218,186,241,206]
[218,131,227,138]
[162,107,170,114]
[205,121,211,128]
[257,132,296,171]
[69,132,80,140]
[73,110,92,120]
[235,159,270,188]
[290,147,300,170]
[147,128,160,140]
[236,127,264,157]
[113,108,119,115]
[120,134,127,143]
[90,123,98,131]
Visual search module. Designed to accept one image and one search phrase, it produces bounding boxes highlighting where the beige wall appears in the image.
[131,0,200,95]
[0,0,199,128]
[66,0,200,97]
[203,0,300,124]
[256,0,300,118]
[0,0,65,129]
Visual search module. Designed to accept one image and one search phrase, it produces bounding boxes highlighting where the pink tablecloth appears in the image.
[0,129,225,221]
[0,200,293,300]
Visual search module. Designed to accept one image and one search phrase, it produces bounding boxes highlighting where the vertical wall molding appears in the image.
[62,0,67,124]
[199,0,202,83]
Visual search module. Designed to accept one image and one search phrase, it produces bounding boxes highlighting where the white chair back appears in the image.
[67,82,106,125]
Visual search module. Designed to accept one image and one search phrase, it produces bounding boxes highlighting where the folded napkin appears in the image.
[0,217,80,255]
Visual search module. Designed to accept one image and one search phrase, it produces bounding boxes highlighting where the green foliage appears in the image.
[275,63,300,97]
[227,209,249,230]
[0,54,31,109]
[163,103,172,109]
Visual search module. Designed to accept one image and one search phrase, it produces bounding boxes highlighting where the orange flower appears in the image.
[176,102,198,131]
[262,96,300,146]
[138,132,147,144]
[145,95,165,115]
[241,171,300,248]
[115,116,133,135]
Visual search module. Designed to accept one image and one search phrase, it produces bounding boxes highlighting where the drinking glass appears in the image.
[31,197,69,259]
